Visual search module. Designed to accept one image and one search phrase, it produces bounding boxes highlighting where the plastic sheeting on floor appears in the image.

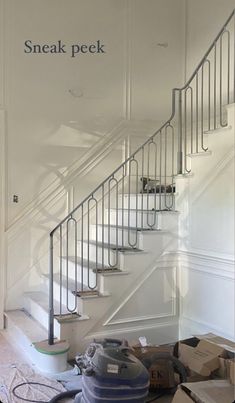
[0,363,66,403]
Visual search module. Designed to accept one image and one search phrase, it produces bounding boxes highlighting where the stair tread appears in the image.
[204,125,231,134]
[24,291,69,315]
[5,309,48,342]
[66,256,119,271]
[94,224,162,232]
[83,240,143,252]
[109,208,178,213]
[24,291,89,321]
[187,151,212,158]
[44,273,106,298]
[121,193,176,196]
[44,273,90,292]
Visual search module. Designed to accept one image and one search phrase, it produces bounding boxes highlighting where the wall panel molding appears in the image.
[179,250,235,280]
[104,265,177,326]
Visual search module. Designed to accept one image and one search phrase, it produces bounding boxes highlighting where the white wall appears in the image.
[179,1,235,341]
[2,0,185,313]
[179,106,235,340]
[185,0,235,77]
[4,0,185,226]
[5,0,127,225]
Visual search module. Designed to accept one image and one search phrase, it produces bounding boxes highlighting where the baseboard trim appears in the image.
[180,315,235,341]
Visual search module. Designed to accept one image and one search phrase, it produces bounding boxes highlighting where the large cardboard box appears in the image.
[177,333,235,377]
[172,380,235,403]
[131,345,175,389]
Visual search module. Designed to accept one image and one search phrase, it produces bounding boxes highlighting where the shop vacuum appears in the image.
[50,338,149,402]
[49,338,187,403]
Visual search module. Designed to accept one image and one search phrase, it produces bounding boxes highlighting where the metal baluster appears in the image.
[146,140,157,228]
[81,204,84,292]
[164,125,168,209]
[153,142,157,218]
[48,233,54,345]
[188,87,193,154]
[227,31,231,105]
[141,147,144,230]
[146,142,150,223]
[201,64,209,151]
[178,91,183,174]
[159,130,162,208]
[214,44,217,130]
[116,179,119,254]
[204,59,211,132]
[165,124,175,210]
[196,74,199,152]
[220,30,230,127]
[59,225,62,316]
[88,197,98,289]
[108,177,119,267]
[66,217,77,312]
[121,166,125,248]
[128,158,138,247]
[101,185,104,270]
[184,89,192,172]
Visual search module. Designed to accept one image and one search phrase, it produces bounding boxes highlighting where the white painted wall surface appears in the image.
[3,0,185,317]
[179,108,235,340]
[185,0,235,78]
[5,0,185,226]
[180,1,235,341]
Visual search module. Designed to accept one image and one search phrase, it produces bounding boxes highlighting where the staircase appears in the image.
[4,10,235,370]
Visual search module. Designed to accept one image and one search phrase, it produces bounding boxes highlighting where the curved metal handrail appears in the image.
[50,8,235,236]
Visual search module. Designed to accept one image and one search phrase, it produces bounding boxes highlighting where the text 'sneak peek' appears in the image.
[24,40,106,57]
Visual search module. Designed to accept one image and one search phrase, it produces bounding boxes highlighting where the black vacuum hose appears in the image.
[48,389,82,403]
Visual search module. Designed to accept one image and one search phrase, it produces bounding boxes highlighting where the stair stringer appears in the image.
[58,224,179,357]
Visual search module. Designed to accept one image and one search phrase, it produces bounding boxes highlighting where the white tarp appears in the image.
[0,363,66,403]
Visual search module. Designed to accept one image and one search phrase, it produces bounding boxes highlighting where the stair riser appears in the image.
[65,259,97,288]
[98,273,129,295]
[158,213,179,232]
[117,194,175,210]
[23,296,61,338]
[77,241,123,267]
[46,277,107,316]
[108,210,160,229]
[90,225,141,248]
[44,278,82,314]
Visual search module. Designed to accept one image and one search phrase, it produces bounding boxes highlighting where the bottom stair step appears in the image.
[5,309,71,373]
[23,291,89,338]
[5,309,48,343]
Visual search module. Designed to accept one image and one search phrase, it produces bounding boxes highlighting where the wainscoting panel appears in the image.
[179,252,235,340]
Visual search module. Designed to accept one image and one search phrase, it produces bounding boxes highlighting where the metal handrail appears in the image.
[50,9,235,238]
[48,9,235,344]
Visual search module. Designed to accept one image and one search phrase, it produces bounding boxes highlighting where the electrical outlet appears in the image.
[13,195,19,203]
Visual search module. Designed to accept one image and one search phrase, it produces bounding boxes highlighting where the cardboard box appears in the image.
[228,359,235,385]
[179,339,225,376]
[131,345,175,389]
[172,380,235,403]
[177,333,235,377]
[172,387,193,403]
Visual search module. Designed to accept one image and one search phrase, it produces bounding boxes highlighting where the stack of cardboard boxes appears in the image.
[172,333,235,403]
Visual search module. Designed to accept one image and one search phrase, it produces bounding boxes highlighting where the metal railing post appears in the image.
[177,90,183,174]
[48,234,54,345]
